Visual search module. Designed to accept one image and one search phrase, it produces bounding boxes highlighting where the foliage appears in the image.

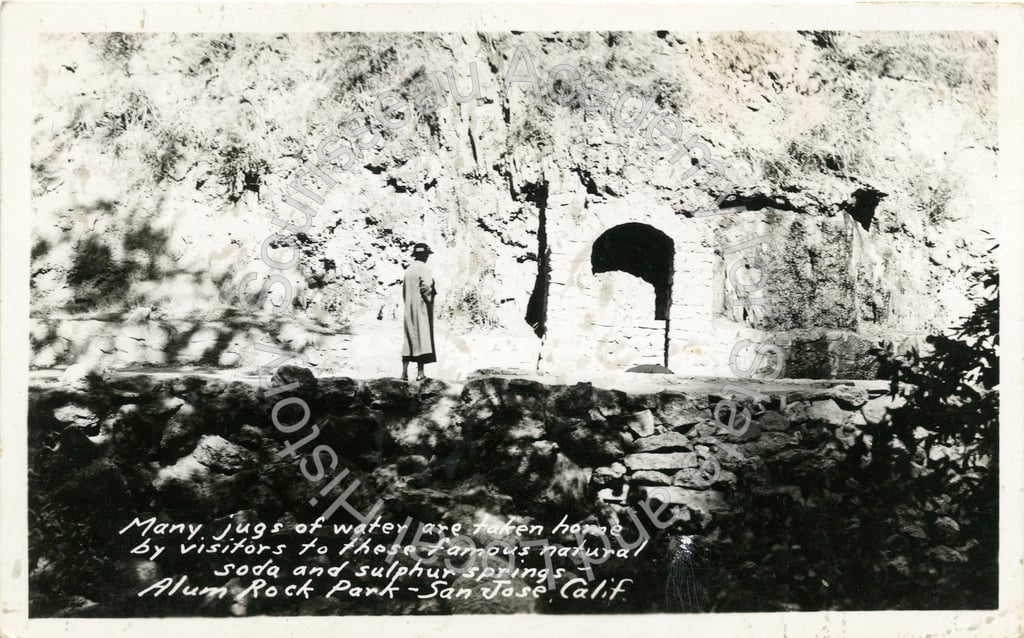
[709,245,998,610]
[870,247,999,605]
[439,276,504,330]
[760,217,858,331]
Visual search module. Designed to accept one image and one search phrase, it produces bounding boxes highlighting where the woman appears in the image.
[401,243,437,381]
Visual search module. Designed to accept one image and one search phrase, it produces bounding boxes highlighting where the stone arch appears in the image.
[540,193,721,376]
[591,223,674,321]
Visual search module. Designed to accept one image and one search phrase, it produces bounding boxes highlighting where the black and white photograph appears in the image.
[1,2,1022,635]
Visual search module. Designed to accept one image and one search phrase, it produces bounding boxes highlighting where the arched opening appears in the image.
[591,223,674,320]
[589,223,675,368]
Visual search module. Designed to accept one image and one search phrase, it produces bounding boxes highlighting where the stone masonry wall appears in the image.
[28,368,899,615]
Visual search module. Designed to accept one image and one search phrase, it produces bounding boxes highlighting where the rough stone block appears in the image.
[622,409,656,438]
[158,403,200,456]
[785,398,847,426]
[624,452,698,471]
[739,430,799,457]
[193,434,255,473]
[633,431,690,452]
[53,404,98,429]
[630,470,673,485]
[592,462,626,486]
[757,410,791,431]
[547,382,598,418]
[637,486,725,518]
[655,392,706,428]
[597,484,629,503]
[862,394,906,425]
[834,423,863,449]
[829,384,869,409]
[551,418,627,466]
[60,362,105,391]
[594,388,630,417]
[672,466,737,489]
[505,417,548,441]
[270,364,317,393]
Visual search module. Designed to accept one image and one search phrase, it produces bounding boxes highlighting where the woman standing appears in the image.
[401,243,437,381]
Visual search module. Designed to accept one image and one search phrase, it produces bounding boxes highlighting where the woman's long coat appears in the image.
[401,261,436,363]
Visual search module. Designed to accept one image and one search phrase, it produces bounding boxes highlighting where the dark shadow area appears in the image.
[41,197,177,314]
[841,187,888,231]
[522,181,550,338]
[591,222,674,320]
[67,234,136,311]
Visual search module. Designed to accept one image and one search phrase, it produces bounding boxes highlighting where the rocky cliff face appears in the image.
[31,32,997,377]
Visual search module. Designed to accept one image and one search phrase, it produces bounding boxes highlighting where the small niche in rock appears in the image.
[842,187,887,231]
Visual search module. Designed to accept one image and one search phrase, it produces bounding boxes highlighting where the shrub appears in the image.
[709,242,998,610]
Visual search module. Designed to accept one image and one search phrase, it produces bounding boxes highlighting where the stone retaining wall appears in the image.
[29,370,902,616]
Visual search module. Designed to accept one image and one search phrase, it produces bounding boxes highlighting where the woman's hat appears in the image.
[412,243,433,256]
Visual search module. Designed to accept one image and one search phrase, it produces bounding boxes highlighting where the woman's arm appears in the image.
[419,270,436,303]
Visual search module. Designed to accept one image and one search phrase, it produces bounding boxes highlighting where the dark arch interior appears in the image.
[591,222,674,320]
